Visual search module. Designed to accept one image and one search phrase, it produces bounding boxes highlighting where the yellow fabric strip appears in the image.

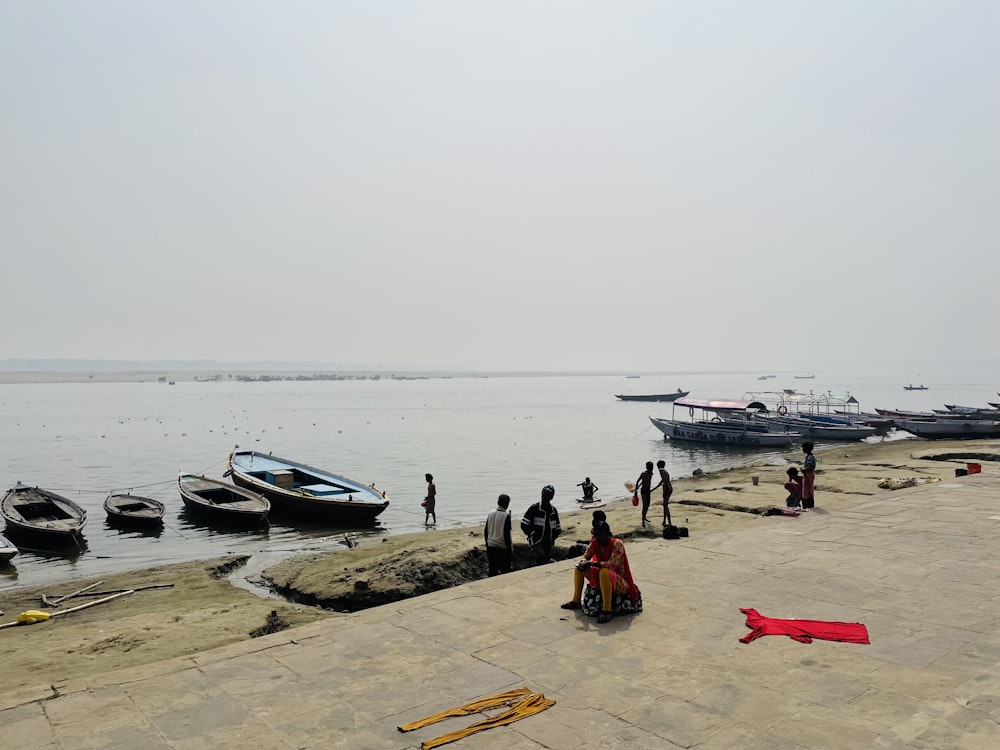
[421,693,556,750]
[397,687,534,732]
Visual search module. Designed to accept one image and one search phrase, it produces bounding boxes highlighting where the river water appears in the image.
[1,371,996,592]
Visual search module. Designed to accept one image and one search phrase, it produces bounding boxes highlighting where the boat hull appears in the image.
[766,418,876,441]
[1,485,88,542]
[650,417,798,447]
[177,475,269,524]
[896,420,1000,440]
[227,451,389,525]
[0,533,17,563]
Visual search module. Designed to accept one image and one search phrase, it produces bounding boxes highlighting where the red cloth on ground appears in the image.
[739,608,870,645]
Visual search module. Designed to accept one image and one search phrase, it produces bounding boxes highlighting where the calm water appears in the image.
[2,372,997,591]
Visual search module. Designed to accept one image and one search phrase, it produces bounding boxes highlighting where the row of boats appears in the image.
[0,449,391,559]
[647,393,1000,447]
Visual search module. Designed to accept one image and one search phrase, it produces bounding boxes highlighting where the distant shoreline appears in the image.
[0,371,449,385]
[0,369,754,385]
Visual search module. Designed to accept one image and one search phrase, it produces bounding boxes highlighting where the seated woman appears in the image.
[560,521,641,623]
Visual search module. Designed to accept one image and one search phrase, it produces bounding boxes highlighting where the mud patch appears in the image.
[921,453,1000,463]
[209,555,250,579]
[677,499,764,515]
[250,609,292,638]
[87,634,145,654]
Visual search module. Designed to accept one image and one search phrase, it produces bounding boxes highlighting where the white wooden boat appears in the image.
[177,474,269,524]
[1,484,88,541]
[227,450,389,524]
[650,398,800,448]
[763,415,876,441]
[0,533,17,563]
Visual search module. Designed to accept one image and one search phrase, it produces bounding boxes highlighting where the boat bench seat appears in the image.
[301,483,350,497]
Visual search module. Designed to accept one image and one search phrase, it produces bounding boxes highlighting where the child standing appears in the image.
[801,442,817,509]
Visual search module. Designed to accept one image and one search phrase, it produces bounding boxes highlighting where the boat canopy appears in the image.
[674,397,768,413]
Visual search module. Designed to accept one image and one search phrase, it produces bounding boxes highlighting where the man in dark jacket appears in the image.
[521,485,561,565]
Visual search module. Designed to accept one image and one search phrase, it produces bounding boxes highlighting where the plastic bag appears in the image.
[421,500,427,507]
[631,494,639,506]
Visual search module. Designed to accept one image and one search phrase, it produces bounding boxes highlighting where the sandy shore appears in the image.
[2,437,997,693]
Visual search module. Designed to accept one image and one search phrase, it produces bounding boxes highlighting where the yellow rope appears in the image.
[397,688,555,750]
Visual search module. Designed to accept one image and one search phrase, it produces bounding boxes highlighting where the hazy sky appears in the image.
[2,2,997,373]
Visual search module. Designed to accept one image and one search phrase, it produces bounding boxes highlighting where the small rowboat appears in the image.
[104,493,166,527]
[177,474,269,524]
[0,533,18,563]
[1,484,88,542]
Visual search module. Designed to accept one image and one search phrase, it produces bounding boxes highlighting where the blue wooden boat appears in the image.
[226,449,389,524]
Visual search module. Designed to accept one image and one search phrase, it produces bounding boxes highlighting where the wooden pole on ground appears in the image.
[44,580,104,607]
[0,589,135,630]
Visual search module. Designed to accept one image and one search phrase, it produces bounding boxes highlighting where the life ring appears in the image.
[777,406,788,416]
[711,417,723,423]
[689,407,695,418]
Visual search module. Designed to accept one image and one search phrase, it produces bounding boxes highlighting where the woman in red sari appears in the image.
[560,522,640,624]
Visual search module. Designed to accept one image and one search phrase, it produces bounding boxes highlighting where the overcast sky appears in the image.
[2,2,997,373]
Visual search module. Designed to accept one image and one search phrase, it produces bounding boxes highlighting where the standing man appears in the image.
[484,494,514,576]
[577,477,598,502]
[520,485,562,565]
[652,459,673,527]
[423,473,437,525]
[800,442,816,509]
[635,461,654,528]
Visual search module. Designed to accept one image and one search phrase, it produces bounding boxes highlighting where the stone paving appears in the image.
[3,473,1000,749]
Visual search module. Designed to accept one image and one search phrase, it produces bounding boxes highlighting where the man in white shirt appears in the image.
[484,494,514,576]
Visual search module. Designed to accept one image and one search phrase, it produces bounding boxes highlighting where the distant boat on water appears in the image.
[625,374,640,379]
[903,384,928,391]
[794,374,815,379]
[615,389,689,403]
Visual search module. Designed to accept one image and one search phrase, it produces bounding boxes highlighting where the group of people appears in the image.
[483,484,562,576]
[422,443,819,628]
[783,442,817,510]
[633,459,673,528]
[480,483,642,625]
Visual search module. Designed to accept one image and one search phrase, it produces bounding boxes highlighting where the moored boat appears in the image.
[1,483,88,542]
[177,474,269,524]
[896,419,1000,440]
[764,414,876,441]
[615,390,690,402]
[0,533,17,563]
[227,450,389,524]
[650,397,800,448]
[104,493,166,527]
